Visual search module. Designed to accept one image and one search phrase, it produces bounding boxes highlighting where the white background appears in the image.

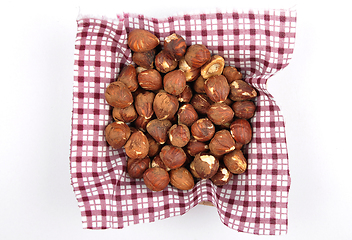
[1,0,351,239]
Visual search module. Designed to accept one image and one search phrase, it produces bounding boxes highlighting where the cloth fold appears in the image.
[70,9,296,235]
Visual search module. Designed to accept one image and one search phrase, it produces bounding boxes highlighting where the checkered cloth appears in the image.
[70,8,297,235]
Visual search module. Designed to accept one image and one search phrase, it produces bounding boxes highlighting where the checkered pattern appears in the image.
[70,9,296,235]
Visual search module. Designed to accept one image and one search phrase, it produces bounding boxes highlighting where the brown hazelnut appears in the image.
[184,44,211,68]
[127,156,150,178]
[133,115,151,132]
[168,124,190,148]
[132,49,155,69]
[186,138,209,156]
[223,66,243,84]
[105,81,133,108]
[112,105,137,123]
[155,50,178,73]
[146,118,172,145]
[191,152,219,179]
[163,33,187,60]
[176,84,193,103]
[178,57,201,82]
[137,69,163,91]
[146,134,161,157]
[223,149,247,174]
[229,118,253,145]
[134,90,155,119]
[200,55,225,79]
[209,129,236,156]
[169,167,195,190]
[210,164,232,186]
[105,121,131,149]
[127,29,160,52]
[207,102,234,126]
[116,64,139,92]
[124,130,149,159]
[151,154,170,171]
[191,118,215,142]
[232,100,256,119]
[159,145,187,170]
[143,167,170,191]
[153,91,179,120]
[163,69,187,96]
[177,103,198,127]
[193,75,206,94]
[229,80,257,101]
[190,93,213,115]
[204,75,230,103]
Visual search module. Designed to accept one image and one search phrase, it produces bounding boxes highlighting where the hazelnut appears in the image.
[176,84,193,103]
[127,156,150,178]
[184,44,211,68]
[112,105,137,123]
[134,90,155,119]
[191,118,215,142]
[163,33,187,60]
[191,152,219,179]
[133,115,151,132]
[190,93,213,115]
[178,57,201,82]
[146,118,172,144]
[153,91,179,120]
[223,149,247,174]
[146,134,161,157]
[159,145,187,170]
[209,129,236,156]
[193,75,206,94]
[204,75,230,103]
[105,81,133,109]
[127,29,160,52]
[177,103,198,127]
[151,154,170,171]
[229,118,253,145]
[143,167,170,191]
[169,167,195,190]
[105,121,131,149]
[137,69,163,91]
[155,50,178,73]
[223,66,243,84]
[229,80,257,101]
[207,102,234,126]
[116,65,139,92]
[168,123,191,148]
[210,164,232,186]
[186,138,209,156]
[132,49,155,69]
[232,100,256,119]
[200,55,225,79]
[163,70,187,96]
[124,130,149,159]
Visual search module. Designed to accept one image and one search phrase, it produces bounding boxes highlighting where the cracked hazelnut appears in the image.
[163,69,187,96]
[223,149,247,174]
[169,167,195,190]
[143,167,170,191]
[127,156,151,178]
[159,145,187,170]
[116,64,138,92]
[191,152,219,179]
[112,105,137,123]
[105,81,133,109]
[124,130,149,159]
[134,90,155,119]
[153,91,179,120]
[177,103,198,127]
[223,66,243,84]
[191,118,215,142]
[186,138,209,156]
[210,164,232,186]
[155,50,178,73]
[209,129,236,156]
[137,69,163,91]
[204,75,230,103]
[178,57,201,82]
[168,124,190,148]
[132,49,155,69]
[164,33,187,60]
[184,44,211,68]
[105,121,131,149]
[232,100,256,119]
[146,118,172,145]
[128,29,160,52]
[200,55,225,79]
[207,102,234,126]
[230,118,253,145]
[229,80,257,101]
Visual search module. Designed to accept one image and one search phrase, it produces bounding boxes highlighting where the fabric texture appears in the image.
[70,9,297,235]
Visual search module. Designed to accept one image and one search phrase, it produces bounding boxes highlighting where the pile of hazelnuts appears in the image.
[104,29,257,192]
